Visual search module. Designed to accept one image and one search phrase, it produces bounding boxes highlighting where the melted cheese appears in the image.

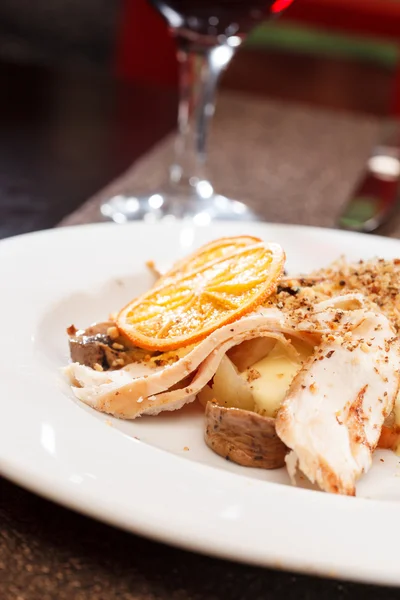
[240,339,312,418]
[198,354,255,411]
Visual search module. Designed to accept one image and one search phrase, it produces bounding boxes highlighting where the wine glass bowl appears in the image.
[152,0,279,41]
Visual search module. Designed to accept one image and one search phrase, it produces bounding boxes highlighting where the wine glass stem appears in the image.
[169,41,236,190]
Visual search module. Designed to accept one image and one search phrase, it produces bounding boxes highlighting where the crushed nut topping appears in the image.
[107,326,120,340]
[112,342,125,350]
[247,368,261,382]
[265,258,400,334]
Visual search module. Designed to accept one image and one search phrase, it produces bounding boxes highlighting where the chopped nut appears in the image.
[107,326,120,340]
[93,363,103,372]
[112,342,125,350]
[111,358,125,368]
[247,368,261,382]
[360,343,370,353]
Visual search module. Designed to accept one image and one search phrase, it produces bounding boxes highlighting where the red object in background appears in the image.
[115,0,178,86]
[115,0,299,86]
[115,0,400,112]
[272,0,295,14]
[283,0,400,41]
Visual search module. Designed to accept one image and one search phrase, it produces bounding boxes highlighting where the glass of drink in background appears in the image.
[101,0,295,223]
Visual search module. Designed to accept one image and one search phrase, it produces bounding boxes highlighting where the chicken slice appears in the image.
[275,308,400,495]
[64,308,288,418]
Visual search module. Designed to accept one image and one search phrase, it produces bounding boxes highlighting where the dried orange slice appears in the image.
[158,235,261,282]
[117,237,285,351]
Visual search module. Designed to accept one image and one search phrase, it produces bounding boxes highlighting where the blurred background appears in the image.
[2,0,400,239]
[1,0,400,115]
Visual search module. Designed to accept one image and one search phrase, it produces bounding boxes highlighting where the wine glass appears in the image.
[101,0,295,223]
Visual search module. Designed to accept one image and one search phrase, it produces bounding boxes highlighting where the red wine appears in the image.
[150,0,294,39]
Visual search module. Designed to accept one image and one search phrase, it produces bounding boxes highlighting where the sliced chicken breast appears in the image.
[275,307,400,495]
[65,308,291,418]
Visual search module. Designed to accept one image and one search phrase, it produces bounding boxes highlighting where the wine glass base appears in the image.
[100,192,257,224]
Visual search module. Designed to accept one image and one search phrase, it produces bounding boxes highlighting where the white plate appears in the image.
[1,221,400,586]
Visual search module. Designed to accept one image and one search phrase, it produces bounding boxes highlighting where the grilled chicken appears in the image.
[275,299,400,495]
[65,308,296,418]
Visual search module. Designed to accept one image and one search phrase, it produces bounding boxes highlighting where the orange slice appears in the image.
[158,235,261,282]
[117,236,285,351]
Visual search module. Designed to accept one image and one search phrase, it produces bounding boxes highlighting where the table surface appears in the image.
[2,60,400,600]
[0,61,177,239]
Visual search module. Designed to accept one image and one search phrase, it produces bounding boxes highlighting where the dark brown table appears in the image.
[0,62,177,239]
[1,60,400,599]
